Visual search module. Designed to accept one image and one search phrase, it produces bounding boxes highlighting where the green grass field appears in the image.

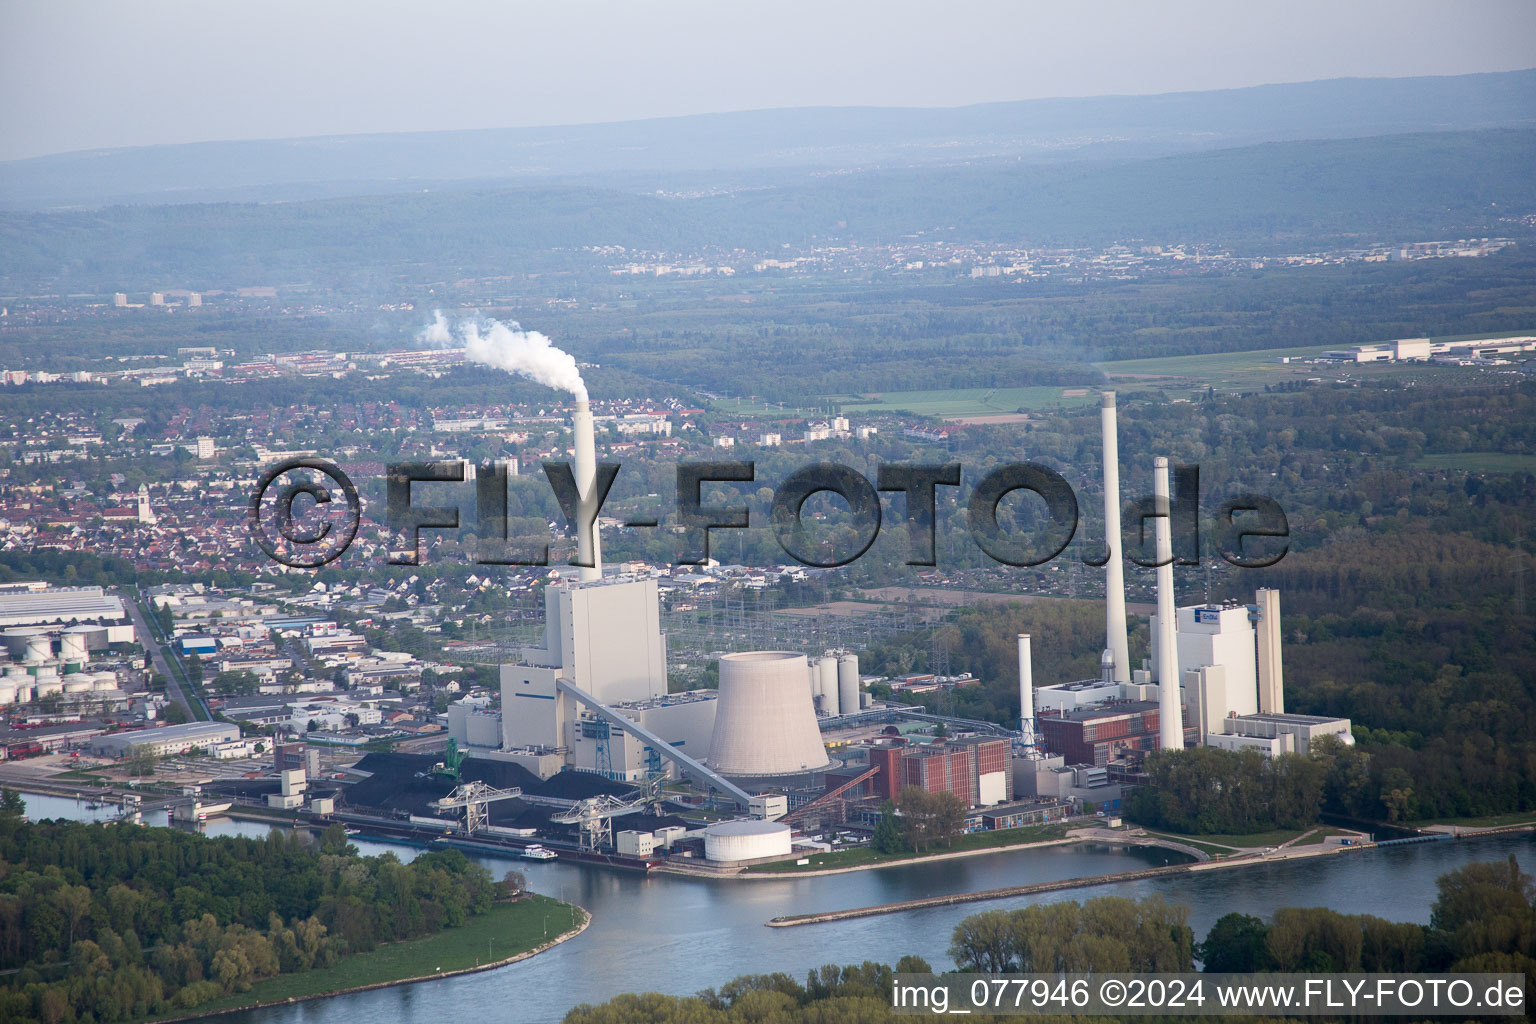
[1096,344,1342,393]
[834,387,1097,418]
[1414,453,1536,474]
[150,895,583,1020]
[746,823,1068,874]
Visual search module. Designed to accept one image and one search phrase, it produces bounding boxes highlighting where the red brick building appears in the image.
[867,736,1013,806]
[1037,701,1161,766]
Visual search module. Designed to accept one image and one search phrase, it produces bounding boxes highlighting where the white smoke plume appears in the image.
[419,309,453,347]
[417,311,587,401]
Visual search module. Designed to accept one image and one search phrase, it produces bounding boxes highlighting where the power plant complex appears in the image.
[428,387,1351,868]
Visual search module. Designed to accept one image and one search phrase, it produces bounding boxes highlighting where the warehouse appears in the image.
[91,721,240,758]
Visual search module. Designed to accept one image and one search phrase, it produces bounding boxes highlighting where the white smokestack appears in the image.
[572,399,602,582]
[1017,633,1036,750]
[1101,392,1130,684]
[1154,457,1185,751]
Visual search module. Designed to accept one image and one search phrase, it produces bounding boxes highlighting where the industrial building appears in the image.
[1018,393,1348,779]
[0,583,135,638]
[90,721,240,758]
[1036,701,1163,767]
[868,735,1012,806]
[1321,334,1536,364]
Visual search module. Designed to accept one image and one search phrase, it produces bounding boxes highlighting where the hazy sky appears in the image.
[2,0,1533,162]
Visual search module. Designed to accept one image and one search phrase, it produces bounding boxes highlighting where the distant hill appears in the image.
[2,127,1532,293]
[0,69,1532,210]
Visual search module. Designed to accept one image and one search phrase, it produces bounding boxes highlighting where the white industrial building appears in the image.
[1207,712,1354,756]
[1322,334,1536,364]
[91,721,240,758]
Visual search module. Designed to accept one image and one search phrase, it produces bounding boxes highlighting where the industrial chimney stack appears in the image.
[1017,633,1036,750]
[1101,393,1130,684]
[572,399,602,582]
[1153,457,1185,750]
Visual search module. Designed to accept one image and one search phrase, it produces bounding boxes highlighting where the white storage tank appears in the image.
[0,685,15,704]
[36,679,64,698]
[703,819,792,863]
[1,627,44,661]
[63,679,93,694]
[837,654,859,716]
[817,656,840,717]
[92,675,118,692]
[60,629,88,672]
[25,635,52,664]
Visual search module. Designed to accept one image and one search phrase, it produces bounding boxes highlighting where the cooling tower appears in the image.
[1101,392,1131,684]
[573,399,602,582]
[817,655,840,716]
[1153,458,1185,751]
[837,654,859,716]
[709,652,832,776]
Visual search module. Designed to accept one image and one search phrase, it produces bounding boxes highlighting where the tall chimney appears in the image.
[1017,633,1036,749]
[1101,392,1130,683]
[1154,457,1185,750]
[1255,587,1284,713]
[572,399,602,582]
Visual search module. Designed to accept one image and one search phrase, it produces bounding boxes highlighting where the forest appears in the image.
[4,128,1535,293]
[561,858,1534,1022]
[0,806,506,1024]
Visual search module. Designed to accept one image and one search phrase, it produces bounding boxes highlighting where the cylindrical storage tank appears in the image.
[709,652,833,776]
[837,654,859,716]
[817,656,840,717]
[703,819,792,863]
[93,675,117,692]
[13,685,33,703]
[1,627,44,661]
[36,679,64,698]
[0,685,16,704]
[63,680,92,694]
[4,664,27,682]
[25,635,51,664]
[60,630,88,666]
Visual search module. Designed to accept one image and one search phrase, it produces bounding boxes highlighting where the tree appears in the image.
[897,786,968,853]
[949,909,1014,972]
[871,802,905,854]
[1198,913,1275,972]
[0,788,23,820]
[162,702,190,725]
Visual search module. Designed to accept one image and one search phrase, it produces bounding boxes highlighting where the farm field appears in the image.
[834,386,1097,418]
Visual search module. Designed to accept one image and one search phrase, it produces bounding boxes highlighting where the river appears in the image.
[17,792,1534,1024]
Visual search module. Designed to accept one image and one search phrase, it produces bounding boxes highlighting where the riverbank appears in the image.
[657,824,1206,881]
[766,830,1383,926]
[144,894,589,1022]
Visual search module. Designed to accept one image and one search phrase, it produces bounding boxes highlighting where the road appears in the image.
[125,591,207,720]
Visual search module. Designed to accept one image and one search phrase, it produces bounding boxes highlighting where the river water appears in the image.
[18,792,1535,1024]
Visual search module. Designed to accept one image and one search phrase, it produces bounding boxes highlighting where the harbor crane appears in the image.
[549,793,652,852]
[431,780,522,835]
